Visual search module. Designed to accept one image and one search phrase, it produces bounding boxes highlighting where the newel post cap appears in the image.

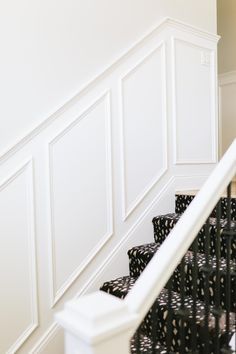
[55,290,138,346]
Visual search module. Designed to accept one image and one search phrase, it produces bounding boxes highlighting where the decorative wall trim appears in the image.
[28,171,211,353]
[78,177,175,297]
[165,18,220,43]
[0,16,219,354]
[0,18,219,166]
[48,92,113,307]
[0,160,38,354]
[28,175,176,353]
[219,71,236,86]
[29,323,59,354]
[120,42,168,220]
[174,174,209,193]
[171,37,217,165]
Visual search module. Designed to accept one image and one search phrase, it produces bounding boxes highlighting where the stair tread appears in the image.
[128,242,236,272]
[101,275,135,298]
[128,243,236,311]
[152,213,236,260]
[102,274,200,309]
[130,334,168,354]
[152,213,236,226]
[101,276,218,324]
[175,191,236,198]
[101,275,236,352]
[175,184,236,197]
[175,194,236,219]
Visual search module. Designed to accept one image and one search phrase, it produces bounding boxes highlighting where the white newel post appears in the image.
[55,291,138,354]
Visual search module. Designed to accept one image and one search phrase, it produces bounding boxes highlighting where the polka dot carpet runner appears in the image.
[100,193,236,353]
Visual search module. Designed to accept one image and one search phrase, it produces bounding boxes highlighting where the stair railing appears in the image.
[56,138,236,354]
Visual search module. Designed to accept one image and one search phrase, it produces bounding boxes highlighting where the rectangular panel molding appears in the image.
[0,18,219,354]
[0,160,38,354]
[48,92,113,306]
[172,37,218,164]
[120,42,168,220]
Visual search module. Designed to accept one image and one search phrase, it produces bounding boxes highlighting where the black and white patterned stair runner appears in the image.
[175,194,236,220]
[100,194,236,354]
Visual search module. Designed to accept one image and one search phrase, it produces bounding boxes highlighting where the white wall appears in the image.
[0,19,219,354]
[0,0,217,156]
[0,3,218,354]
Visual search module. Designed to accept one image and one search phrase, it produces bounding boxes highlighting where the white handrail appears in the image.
[125,138,236,322]
[56,139,236,354]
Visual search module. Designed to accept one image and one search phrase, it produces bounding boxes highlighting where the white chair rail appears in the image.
[56,139,236,354]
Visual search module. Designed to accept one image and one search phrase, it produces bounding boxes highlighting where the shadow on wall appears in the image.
[217,0,236,156]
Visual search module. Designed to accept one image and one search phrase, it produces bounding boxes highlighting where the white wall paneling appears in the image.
[0,1,217,159]
[0,18,219,353]
[29,174,176,354]
[29,323,64,354]
[120,43,168,219]
[172,37,218,164]
[48,92,113,306]
[0,160,38,354]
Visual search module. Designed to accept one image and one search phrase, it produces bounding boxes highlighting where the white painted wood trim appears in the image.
[56,136,236,354]
[171,37,218,165]
[119,42,168,220]
[0,18,219,165]
[125,139,236,319]
[218,85,223,158]
[28,323,59,354]
[1,160,39,354]
[31,175,176,352]
[219,71,236,86]
[56,291,137,354]
[47,92,114,307]
[0,15,220,353]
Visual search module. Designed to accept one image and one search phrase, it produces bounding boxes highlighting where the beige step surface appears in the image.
[176,182,236,198]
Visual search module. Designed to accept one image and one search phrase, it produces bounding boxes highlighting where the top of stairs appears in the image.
[176,181,236,197]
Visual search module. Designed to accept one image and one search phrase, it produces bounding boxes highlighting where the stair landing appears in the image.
[176,181,236,197]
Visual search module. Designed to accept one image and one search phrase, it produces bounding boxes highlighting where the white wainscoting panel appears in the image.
[0,18,219,354]
[48,93,113,305]
[29,323,64,354]
[172,38,217,164]
[120,43,167,219]
[0,160,38,354]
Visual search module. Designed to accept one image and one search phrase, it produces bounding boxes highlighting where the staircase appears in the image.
[100,192,236,353]
[56,140,236,354]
